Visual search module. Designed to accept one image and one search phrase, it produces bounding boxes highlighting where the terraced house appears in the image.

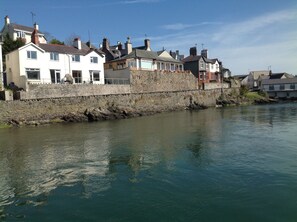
[101,37,184,84]
[183,46,221,87]
[5,23,105,90]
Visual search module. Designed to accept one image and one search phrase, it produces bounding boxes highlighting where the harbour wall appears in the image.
[0,88,236,125]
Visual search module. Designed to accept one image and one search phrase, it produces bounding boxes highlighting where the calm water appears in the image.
[0,103,297,222]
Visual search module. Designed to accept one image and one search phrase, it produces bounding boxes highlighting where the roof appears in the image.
[117,49,181,63]
[182,55,218,64]
[38,43,90,55]
[182,55,202,63]
[269,72,294,79]
[11,23,44,34]
[233,74,248,79]
[262,77,297,85]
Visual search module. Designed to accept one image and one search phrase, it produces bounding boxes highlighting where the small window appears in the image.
[50,52,59,61]
[72,55,80,62]
[290,84,295,90]
[26,68,40,80]
[269,85,274,91]
[17,31,25,38]
[90,56,98,63]
[280,84,285,90]
[27,51,37,59]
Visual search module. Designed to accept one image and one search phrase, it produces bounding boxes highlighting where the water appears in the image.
[0,103,297,222]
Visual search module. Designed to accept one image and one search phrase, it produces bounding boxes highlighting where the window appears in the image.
[16,31,25,38]
[72,70,82,83]
[290,84,295,90]
[269,85,274,91]
[27,51,37,59]
[90,71,100,82]
[72,55,80,62]
[280,84,285,90]
[26,68,40,80]
[90,56,98,63]
[50,52,59,61]
[50,70,61,83]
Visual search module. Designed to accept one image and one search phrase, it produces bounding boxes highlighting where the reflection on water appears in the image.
[0,103,297,221]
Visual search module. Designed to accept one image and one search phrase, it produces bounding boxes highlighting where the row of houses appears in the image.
[0,16,228,92]
[234,70,297,99]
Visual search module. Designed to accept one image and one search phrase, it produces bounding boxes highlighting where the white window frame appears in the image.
[16,31,25,38]
[72,55,80,62]
[90,56,98,64]
[26,68,40,80]
[27,51,37,59]
[50,52,59,61]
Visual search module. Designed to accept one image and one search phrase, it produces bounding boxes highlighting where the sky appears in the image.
[1,0,297,75]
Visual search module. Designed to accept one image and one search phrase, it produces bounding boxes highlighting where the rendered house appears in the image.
[102,37,184,83]
[183,46,221,86]
[0,16,46,44]
[5,24,105,90]
[261,77,297,98]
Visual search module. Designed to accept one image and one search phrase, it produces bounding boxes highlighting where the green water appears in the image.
[0,103,297,221]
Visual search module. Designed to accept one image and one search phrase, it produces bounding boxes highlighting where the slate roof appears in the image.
[182,55,202,63]
[262,78,297,85]
[11,23,44,34]
[39,43,91,55]
[114,49,181,63]
[269,72,294,79]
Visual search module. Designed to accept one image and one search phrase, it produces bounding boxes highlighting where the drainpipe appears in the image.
[0,41,3,90]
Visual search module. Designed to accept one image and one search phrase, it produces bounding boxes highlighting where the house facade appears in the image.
[261,78,297,98]
[102,38,184,83]
[5,26,105,90]
[183,47,221,86]
[0,16,46,44]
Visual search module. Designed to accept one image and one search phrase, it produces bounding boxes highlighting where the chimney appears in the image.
[31,23,39,45]
[125,37,132,54]
[4,16,10,25]
[117,41,123,50]
[144,39,151,51]
[190,47,197,56]
[201,49,208,58]
[73,38,81,50]
[102,37,110,50]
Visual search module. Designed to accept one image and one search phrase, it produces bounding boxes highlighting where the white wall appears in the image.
[6,43,105,89]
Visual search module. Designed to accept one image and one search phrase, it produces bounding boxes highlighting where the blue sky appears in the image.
[1,0,297,75]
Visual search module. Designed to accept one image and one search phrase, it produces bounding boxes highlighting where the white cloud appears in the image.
[153,9,297,75]
[162,22,222,31]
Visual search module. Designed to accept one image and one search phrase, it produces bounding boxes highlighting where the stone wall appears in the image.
[203,82,230,90]
[130,70,198,93]
[16,84,131,100]
[0,89,236,124]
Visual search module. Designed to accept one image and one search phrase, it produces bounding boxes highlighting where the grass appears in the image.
[245,92,266,100]
[0,123,11,129]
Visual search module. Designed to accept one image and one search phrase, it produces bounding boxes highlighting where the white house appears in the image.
[5,26,105,90]
[0,16,47,44]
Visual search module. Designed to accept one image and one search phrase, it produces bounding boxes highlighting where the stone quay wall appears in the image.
[0,89,236,125]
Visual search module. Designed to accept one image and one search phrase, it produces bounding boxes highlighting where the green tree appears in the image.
[50,38,64,45]
[2,33,25,70]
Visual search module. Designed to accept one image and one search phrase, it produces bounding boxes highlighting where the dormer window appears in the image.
[27,51,37,59]
[50,52,59,61]
[90,56,98,63]
[72,55,80,62]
